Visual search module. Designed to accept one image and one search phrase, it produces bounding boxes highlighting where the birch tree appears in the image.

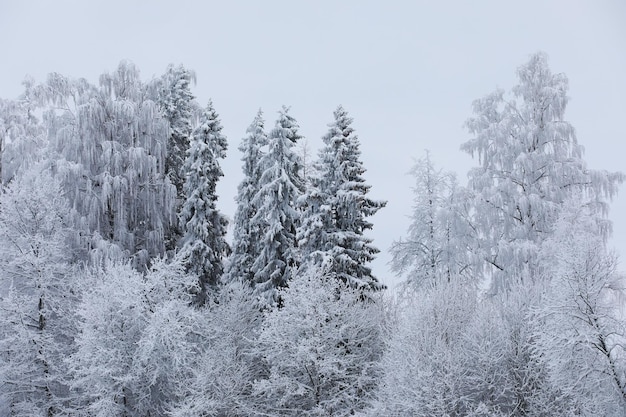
[252,268,384,416]
[0,90,46,188]
[462,52,623,291]
[33,62,177,267]
[69,258,199,417]
[0,166,75,416]
[372,281,476,416]
[533,200,626,415]
[390,152,473,290]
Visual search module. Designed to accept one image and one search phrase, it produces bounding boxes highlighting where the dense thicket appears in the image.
[1,53,624,416]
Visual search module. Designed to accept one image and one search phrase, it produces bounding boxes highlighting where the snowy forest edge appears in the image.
[0,52,625,416]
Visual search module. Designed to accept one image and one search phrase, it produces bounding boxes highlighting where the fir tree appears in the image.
[299,106,386,291]
[251,106,304,306]
[179,100,229,303]
[156,64,197,250]
[225,110,268,285]
[157,64,196,200]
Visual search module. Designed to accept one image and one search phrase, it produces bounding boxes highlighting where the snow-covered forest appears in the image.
[1,52,625,416]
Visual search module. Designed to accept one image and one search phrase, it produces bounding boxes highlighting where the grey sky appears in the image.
[1,0,625,287]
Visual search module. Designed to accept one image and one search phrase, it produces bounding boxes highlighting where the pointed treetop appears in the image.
[179,99,230,302]
[299,106,386,292]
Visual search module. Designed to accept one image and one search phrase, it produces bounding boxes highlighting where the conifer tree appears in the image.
[156,64,197,250]
[299,106,386,291]
[157,64,196,200]
[225,110,267,285]
[251,106,304,305]
[179,100,229,303]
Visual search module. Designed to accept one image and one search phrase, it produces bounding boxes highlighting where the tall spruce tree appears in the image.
[225,110,268,285]
[156,64,197,250]
[157,64,196,200]
[298,106,386,291]
[179,100,229,303]
[251,106,304,306]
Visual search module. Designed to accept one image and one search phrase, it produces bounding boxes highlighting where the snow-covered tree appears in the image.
[32,62,177,267]
[251,106,304,306]
[69,263,147,416]
[155,64,197,250]
[178,100,229,302]
[298,106,386,291]
[533,200,626,415]
[461,287,559,416]
[131,258,204,416]
[69,257,199,416]
[390,151,473,290]
[157,64,196,200]
[0,90,46,188]
[252,268,384,416]
[170,283,264,417]
[296,138,315,187]
[462,52,623,291]
[225,110,268,286]
[374,283,561,416]
[372,281,476,416]
[0,166,75,416]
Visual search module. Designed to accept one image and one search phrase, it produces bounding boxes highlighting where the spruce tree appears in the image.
[299,106,386,291]
[156,64,197,250]
[251,106,304,306]
[179,100,229,303]
[225,110,267,285]
[158,64,196,200]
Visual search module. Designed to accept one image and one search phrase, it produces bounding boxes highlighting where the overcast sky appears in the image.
[1,0,625,288]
